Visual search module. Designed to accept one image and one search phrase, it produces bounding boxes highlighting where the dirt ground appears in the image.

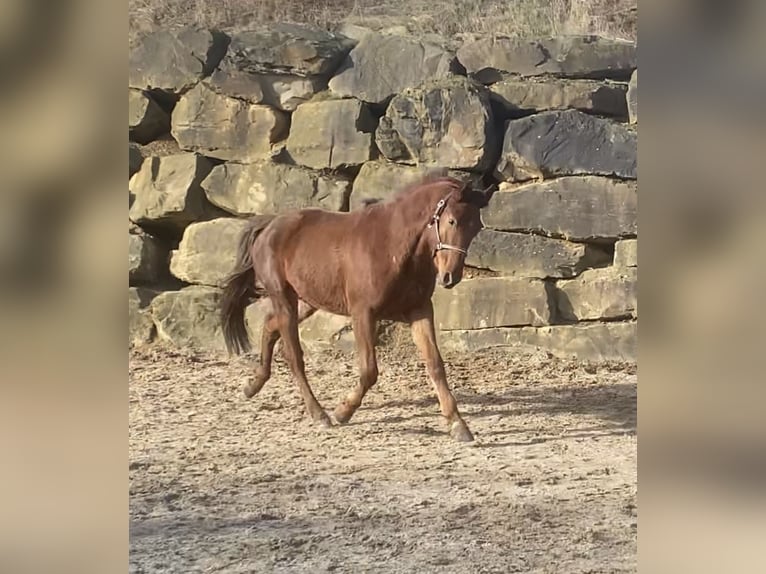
[129,342,636,573]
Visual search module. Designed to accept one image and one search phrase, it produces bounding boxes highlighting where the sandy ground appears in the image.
[129,343,636,573]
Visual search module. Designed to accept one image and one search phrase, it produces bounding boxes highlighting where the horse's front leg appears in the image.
[410,303,474,442]
[334,310,378,424]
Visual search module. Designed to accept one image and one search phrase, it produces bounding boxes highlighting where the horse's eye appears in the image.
[448,218,456,226]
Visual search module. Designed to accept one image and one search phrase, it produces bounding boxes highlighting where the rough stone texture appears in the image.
[457,35,636,84]
[203,161,350,216]
[171,83,289,161]
[169,218,251,287]
[129,232,169,284]
[350,162,438,209]
[556,267,637,321]
[130,143,144,178]
[438,321,636,362]
[467,230,610,279]
[207,25,354,111]
[129,154,214,232]
[490,78,628,118]
[627,69,638,124]
[151,286,226,351]
[129,287,159,346]
[614,239,637,268]
[484,177,637,241]
[209,72,324,111]
[285,99,376,169]
[495,110,637,182]
[246,300,354,353]
[375,76,496,170]
[220,24,354,78]
[328,33,454,105]
[432,277,551,330]
[129,89,170,144]
[129,26,229,94]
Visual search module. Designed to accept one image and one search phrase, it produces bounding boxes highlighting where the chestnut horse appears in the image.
[220,175,491,441]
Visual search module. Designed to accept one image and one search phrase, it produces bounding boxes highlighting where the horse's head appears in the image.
[429,181,493,289]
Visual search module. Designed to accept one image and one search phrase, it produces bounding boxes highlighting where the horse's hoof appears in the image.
[315,411,334,429]
[333,405,353,425]
[450,421,475,443]
[243,384,257,399]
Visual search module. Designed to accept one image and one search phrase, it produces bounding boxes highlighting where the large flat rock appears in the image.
[457,35,636,84]
[432,277,552,330]
[171,83,289,161]
[438,321,636,362]
[328,33,454,105]
[490,78,628,118]
[207,25,354,111]
[129,153,214,232]
[375,76,497,171]
[202,161,350,216]
[129,26,229,94]
[150,286,226,351]
[483,177,637,241]
[285,98,376,169]
[614,239,638,268]
[169,218,251,287]
[467,230,610,279]
[556,267,637,321]
[495,110,637,182]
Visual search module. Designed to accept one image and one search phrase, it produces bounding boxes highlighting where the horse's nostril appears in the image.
[443,272,453,286]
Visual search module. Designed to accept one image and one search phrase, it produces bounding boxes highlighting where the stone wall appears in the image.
[129,24,637,362]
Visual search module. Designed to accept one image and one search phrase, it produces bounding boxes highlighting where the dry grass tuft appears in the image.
[129,0,636,43]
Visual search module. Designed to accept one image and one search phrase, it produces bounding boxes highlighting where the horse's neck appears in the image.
[382,186,443,268]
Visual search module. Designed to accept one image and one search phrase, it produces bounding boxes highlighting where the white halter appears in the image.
[427,196,468,256]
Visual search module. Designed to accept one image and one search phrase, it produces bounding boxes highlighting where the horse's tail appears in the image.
[221,216,274,355]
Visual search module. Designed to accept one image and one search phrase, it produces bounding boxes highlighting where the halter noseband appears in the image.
[427,195,468,256]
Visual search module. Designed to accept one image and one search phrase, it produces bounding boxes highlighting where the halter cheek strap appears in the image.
[427,196,468,256]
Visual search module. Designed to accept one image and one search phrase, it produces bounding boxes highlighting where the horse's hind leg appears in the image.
[334,310,378,424]
[244,299,316,398]
[271,290,331,427]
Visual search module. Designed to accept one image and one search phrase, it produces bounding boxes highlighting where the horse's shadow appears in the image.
[367,378,636,445]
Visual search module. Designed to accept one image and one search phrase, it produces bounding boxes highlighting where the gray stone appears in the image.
[218,25,354,78]
[171,83,289,161]
[484,177,637,241]
[375,76,496,170]
[207,25,354,111]
[285,98,376,169]
[328,33,454,104]
[129,89,170,144]
[151,286,226,351]
[202,161,350,216]
[467,230,611,279]
[129,154,214,232]
[556,267,637,321]
[129,232,169,284]
[614,239,637,268]
[350,161,440,209]
[129,287,159,346]
[495,110,637,182]
[438,321,636,362]
[432,277,551,330]
[129,143,143,178]
[457,35,636,84]
[627,69,638,124]
[490,78,628,117]
[129,26,229,94]
[169,218,251,287]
